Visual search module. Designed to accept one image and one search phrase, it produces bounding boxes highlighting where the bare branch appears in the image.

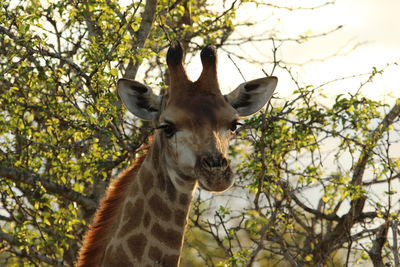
[227,54,246,82]
[256,1,334,11]
[363,172,400,186]
[225,25,344,46]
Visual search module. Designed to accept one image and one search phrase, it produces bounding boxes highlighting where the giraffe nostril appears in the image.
[220,157,228,168]
[200,154,228,169]
[201,157,213,169]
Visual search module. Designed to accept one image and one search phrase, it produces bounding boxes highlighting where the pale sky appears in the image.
[184,0,400,102]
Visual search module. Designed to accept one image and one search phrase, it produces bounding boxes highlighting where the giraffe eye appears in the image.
[230,120,242,132]
[157,122,176,138]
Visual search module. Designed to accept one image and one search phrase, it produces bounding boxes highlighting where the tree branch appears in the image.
[124,0,158,79]
[0,228,70,267]
[353,100,400,186]
[363,172,400,186]
[257,1,334,11]
[312,99,400,263]
[290,192,340,221]
[391,220,400,267]
[367,222,389,267]
[0,25,90,82]
[0,228,19,245]
[0,165,97,211]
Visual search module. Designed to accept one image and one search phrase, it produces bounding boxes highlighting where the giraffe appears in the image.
[76,42,277,267]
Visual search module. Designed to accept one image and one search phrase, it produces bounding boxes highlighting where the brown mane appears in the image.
[76,145,149,267]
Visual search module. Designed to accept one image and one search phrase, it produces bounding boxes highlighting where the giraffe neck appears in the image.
[77,138,197,267]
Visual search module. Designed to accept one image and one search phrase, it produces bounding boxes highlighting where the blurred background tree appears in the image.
[0,0,399,266]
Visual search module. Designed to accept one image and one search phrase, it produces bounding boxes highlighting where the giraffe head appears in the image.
[117,42,277,192]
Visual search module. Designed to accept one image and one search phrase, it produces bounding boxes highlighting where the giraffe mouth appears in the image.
[196,166,234,192]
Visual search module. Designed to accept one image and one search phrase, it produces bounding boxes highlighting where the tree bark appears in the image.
[124,0,158,79]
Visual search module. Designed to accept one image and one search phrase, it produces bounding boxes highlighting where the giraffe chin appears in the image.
[196,167,234,193]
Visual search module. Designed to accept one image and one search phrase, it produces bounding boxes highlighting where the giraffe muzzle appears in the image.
[196,153,234,192]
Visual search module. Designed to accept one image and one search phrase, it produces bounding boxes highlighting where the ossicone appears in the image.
[197,44,219,90]
[167,41,184,67]
[200,45,217,67]
[166,41,190,95]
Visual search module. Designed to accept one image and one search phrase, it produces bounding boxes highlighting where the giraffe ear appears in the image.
[117,79,162,121]
[225,77,277,116]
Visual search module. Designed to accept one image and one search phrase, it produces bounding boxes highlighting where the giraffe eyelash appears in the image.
[156,122,177,138]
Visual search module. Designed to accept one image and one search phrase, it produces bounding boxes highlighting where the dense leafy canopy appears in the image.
[0,0,399,266]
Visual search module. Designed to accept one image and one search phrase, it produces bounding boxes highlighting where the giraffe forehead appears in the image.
[162,95,237,128]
